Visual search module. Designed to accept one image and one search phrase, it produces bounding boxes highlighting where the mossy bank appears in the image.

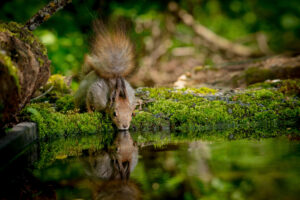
[21,79,300,139]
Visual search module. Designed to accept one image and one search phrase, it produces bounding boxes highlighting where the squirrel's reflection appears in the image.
[84,131,141,200]
[0,131,140,200]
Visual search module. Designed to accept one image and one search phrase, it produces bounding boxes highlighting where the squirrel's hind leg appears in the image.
[86,98,93,113]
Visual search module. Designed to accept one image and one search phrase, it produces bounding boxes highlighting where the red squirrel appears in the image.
[75,23,136,130]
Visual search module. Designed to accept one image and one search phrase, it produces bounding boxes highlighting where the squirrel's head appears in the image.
[110,98,134,130]
[109,78,135,130]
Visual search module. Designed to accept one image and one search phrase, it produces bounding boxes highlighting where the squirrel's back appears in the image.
[85,23,134,79]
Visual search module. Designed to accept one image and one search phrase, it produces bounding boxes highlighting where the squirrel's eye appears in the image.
[113,112,117,117]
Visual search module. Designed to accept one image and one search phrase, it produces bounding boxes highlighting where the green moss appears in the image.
[46,74,70,92]
[138,87,215,101]
[56,94,75,113]
[21,103,113,138]
[21,84,299,138]
[249,79,300,96]
[26,83,299,167]
[248,81,279,89]
[35,74,72,102]
[178,87,217,94]
[243,67,274,85]
[135,87,299,133]
[0,22,48,56]
[131,111,169,131]
[0,51,20,93]
[0,22,49,70]
[37,57,45,66]
[278,79,300,96]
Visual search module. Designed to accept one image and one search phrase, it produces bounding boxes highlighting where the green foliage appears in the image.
[1,0,300,75]
[1,0,91,75]
[34,29,87,75]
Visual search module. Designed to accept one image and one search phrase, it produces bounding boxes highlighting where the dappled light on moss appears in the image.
[41,74,72,101]
[21,84,299,138]
[133,87,299,133]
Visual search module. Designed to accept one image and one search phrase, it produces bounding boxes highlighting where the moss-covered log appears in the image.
[21,80,300,138]
[0,22,50,127]
[190,54,300,88]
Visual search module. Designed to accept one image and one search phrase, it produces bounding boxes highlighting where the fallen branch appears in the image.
[168,2,258,57]
[191,54,300,88]
[25,0,72,31]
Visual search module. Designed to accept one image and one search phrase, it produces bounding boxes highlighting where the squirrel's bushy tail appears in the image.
[86,22,134,78]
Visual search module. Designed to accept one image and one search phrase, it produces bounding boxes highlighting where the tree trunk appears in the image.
[0,22,51,127]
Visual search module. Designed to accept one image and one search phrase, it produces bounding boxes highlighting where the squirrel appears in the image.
[74,23,136,130]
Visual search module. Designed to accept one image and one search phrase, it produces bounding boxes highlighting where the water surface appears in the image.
[1,131,299,200]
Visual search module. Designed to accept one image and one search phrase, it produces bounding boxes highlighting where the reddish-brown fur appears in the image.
[75,22,136,130]
[88,22,134,79]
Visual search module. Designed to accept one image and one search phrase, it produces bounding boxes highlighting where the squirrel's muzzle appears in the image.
[119,124,129,130]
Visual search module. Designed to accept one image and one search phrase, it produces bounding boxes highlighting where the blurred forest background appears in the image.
[1,0,300,88]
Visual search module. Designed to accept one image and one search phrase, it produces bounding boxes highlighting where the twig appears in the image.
[30,85,54,102]
[168,2,258,57]
[24,0,72,31]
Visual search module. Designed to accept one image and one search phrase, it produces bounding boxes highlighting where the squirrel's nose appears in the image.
[122,124,129,129]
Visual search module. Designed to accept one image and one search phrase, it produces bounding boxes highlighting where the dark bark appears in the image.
[1,0,72,127]
[0,23,51,127]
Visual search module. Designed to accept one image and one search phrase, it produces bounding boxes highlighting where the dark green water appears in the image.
[1,132,300,200]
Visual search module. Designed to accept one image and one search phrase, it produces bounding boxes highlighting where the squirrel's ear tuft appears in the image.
[117,78,128,99]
